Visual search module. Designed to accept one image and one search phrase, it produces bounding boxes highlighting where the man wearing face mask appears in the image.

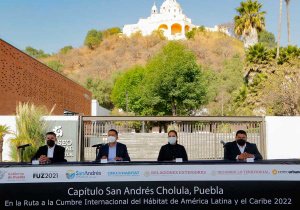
[223,130,262,161]
[32,132,66,164]
[95,129,131,162]
[157,130,188,161]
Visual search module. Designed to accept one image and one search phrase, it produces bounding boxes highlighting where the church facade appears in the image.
[123,0,195,40]
[123,0,230,40]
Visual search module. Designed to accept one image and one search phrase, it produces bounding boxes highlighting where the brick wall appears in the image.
[0,39,91,115]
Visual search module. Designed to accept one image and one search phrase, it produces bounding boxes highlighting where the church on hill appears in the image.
[123,0,229,40]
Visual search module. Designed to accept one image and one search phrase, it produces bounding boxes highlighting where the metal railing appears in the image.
[79,116,266,161]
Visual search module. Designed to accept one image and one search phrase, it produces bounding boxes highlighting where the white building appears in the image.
[123,0,194,40]
[91,100,110,116]
[123,0,230,40]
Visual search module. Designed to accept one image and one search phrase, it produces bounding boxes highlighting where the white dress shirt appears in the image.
[108,145,117,161]
[47,145,55,158]
[236,143,246,159]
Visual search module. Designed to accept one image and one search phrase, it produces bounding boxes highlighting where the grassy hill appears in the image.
[39,30,300,116]
[41,31,244,84]
[40,30,248,115]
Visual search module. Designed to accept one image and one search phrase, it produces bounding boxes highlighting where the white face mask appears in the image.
[168,137,177,145]
[107,136,116,143]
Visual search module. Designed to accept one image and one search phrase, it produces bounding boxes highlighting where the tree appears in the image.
[276,45,300,65]
[186,26,206,40]
[24,46,50,58]
[0,125,11,162]
[46,60,63,73]
[258,30,276,48]
[246,43,272,64]
[85,78,114,109]
[142,42,208,116]
[102,27,121,38]
[277,0,283,58]
[285,0,291,44]
[231,45,299,116]
[234,0,266,48]
[262,58,300,115]
[84,29,103,50]
[59,45,73,54]
[111,42,208,116]
[205,56,244,116]
[151,29,166,40]
[111,66,146,113]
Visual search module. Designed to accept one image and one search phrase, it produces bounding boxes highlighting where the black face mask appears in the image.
[237,139,246,146]
[47,140,55,147]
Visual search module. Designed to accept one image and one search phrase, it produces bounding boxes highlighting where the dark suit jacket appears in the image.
[32,144,66,163]
[95,142,130,161]
[157,143,188,161]
[224,141,263,161]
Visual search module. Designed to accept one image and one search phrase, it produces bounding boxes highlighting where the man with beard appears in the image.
[224,130,262,161]
[32,132,66,164]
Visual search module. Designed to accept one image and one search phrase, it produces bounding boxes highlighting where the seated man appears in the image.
[32,131,66,164]
[224,130,263,161]
[95,129,130,162]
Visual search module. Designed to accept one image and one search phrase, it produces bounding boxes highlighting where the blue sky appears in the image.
[0,0,299,53]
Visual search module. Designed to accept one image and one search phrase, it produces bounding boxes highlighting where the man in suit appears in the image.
[32,131,66,164]
[96,129,130,162]
[224,130,263,161]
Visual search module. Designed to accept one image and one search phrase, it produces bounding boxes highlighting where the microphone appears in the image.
[220,140,226,146]
[17,144,32,149]
[92,144,103,148]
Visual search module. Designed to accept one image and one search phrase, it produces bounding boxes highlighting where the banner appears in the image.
[1,181,299,209]
[1,164,300,209]
[1,164,300,183]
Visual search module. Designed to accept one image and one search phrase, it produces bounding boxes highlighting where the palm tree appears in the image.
[285,0,291,44]
[234,0,266,48]
[0,125,11,162]
[277,0,283,59]
[246,43,272,64]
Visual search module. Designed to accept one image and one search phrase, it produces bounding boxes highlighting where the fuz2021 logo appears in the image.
[33,172,59,179]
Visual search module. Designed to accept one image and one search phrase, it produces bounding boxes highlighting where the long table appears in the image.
[1,160,300,210]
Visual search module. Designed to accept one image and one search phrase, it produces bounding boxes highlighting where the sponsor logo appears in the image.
[0,170,6,179]
[66,170,76,179]
[33,172,59,179]
[107,171,140,176]
[272,169,300,175]
[7,172,25,181]
[215,170,269,175]
[150,170,206,175]
[66,170,101,179]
